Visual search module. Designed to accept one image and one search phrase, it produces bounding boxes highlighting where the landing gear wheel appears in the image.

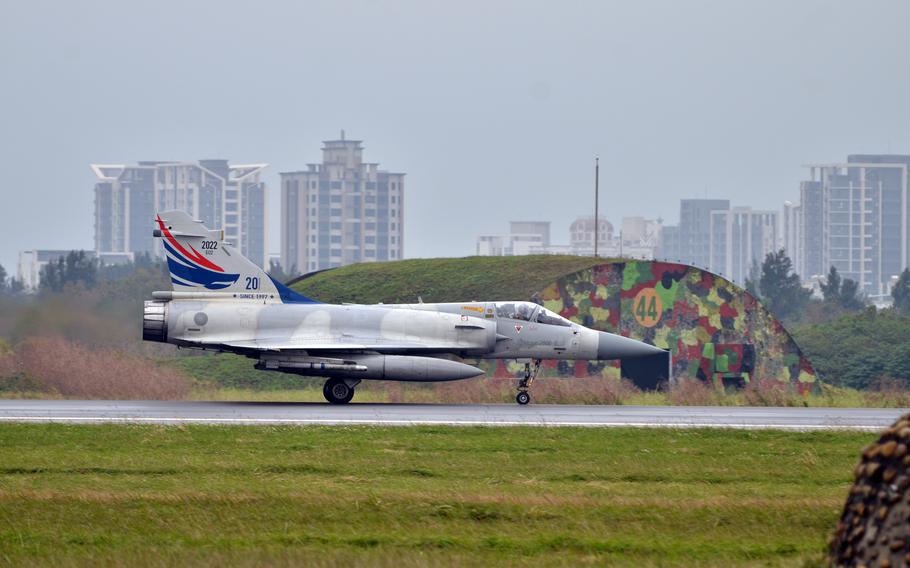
[323,378,354,404]
[514,359,541,405]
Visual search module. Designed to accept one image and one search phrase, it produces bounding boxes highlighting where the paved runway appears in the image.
[0,400,905,430]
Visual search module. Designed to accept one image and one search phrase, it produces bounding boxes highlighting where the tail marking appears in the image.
[155,215,225,273]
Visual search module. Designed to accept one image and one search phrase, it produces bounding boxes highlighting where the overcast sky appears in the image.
[1,0,909,273]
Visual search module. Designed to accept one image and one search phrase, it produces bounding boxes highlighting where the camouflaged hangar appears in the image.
[503,259,817,393]
[292,257,819,393]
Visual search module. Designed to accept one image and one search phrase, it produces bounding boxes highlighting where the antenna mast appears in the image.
[594,157,600,257]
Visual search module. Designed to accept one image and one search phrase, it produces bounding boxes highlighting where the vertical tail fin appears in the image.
[154,210,318,303]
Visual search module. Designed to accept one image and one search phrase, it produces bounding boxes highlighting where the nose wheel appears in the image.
[516,359,541,405]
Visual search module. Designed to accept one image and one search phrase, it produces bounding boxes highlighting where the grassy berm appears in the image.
[0,424,870,567]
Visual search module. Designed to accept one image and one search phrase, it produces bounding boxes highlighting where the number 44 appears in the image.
[636,295,659,320]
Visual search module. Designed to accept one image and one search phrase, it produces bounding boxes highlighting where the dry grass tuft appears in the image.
[381,376,643,405]
[15,336,191,399]
[741,378,807,407]
[667,378,726,406]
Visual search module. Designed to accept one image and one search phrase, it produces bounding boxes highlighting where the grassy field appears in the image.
[0,424,869,567]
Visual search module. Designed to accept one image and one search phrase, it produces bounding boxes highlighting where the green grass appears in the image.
[291,255,605,304]
[0,424,869,566]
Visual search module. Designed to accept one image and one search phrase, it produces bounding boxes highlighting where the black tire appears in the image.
[516,391,530,405]
[323,378,354,404]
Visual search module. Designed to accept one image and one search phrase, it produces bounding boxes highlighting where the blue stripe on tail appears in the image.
[268,276,320,304]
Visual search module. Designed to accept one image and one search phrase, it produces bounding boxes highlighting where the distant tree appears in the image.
[744,259,761,297]
[758,249,811,320]
[133,251,157,270]
[794,309,910,389]
[98,252,166,283]
[268,260,299,284]
[39,251,98,293]
[0,263,7,293]
[8,277,24,295]
[40,259,61,292]
[839,278,865,311]
[894,268,910,314]
[66,250,97,289]
[820,266,842,302]
[819,266,864,311]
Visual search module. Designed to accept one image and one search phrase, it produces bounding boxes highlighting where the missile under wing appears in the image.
[143,211,665,404]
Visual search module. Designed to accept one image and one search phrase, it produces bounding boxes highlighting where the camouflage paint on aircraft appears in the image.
[487,260,818,394]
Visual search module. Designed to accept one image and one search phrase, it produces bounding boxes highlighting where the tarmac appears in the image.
[0,400,905,430]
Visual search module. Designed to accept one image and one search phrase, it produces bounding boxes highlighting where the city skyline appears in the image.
[13,150,910,288]
[2,2,910,274]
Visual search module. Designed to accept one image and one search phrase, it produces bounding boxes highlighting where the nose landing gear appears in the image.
[516,359,541,405]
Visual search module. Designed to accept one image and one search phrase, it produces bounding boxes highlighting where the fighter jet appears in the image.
[143,211,665,404]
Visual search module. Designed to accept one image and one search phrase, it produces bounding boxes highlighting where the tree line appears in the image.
[0,252,303,296]
[742,248,910,322]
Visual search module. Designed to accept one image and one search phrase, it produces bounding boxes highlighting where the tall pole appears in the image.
[594,157,600,258]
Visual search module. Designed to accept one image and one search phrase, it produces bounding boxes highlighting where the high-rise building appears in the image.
[281,134,404,273]
[92,160,268,267]
[798,180,824,280]
[708,207,778,284]
[798,155,910,297]
[657,199,730,267]
[657,225,680,261]
[679,199,730,269]
[781,201,802,273]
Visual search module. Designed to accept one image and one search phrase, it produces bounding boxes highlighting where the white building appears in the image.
[618,216,662,259]
[569,216,614,256]
[475,217,662,259]
[281,134,404,273]
[92,160,268,267]
[796,156,910,298]
[475,221,551,256]
[708,207,779,284]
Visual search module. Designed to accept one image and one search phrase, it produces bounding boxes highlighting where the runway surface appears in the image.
[0,400,905,429]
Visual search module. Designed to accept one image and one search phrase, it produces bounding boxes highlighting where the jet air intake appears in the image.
[142,300,169,343]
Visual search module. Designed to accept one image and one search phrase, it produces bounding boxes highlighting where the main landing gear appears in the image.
[323,378,357,404]
[516,359,541,405]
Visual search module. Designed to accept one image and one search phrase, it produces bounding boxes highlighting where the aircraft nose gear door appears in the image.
[516,359,541,405]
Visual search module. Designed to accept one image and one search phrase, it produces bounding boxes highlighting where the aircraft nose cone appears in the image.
[597,331,666,360]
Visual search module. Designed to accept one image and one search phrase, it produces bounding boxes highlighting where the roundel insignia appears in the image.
[632,288,662,328]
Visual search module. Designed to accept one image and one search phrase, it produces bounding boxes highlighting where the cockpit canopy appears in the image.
[493,302,573,327]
